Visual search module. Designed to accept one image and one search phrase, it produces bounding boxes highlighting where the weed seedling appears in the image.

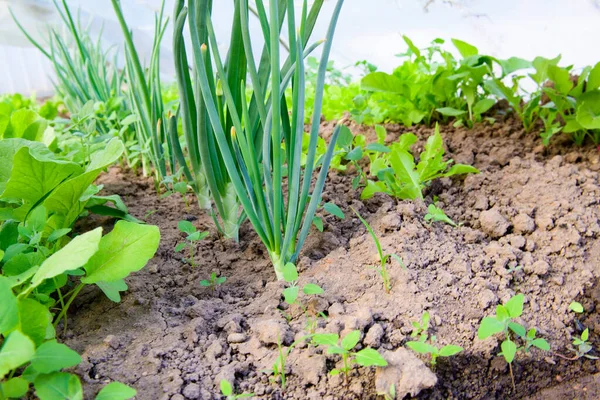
[424,204,457,227]
[175,220,208,268]
[312,330,388,379]
[265,335,311,390]
[219,379,253,399]
[200,272,226,291]
[280,263,326,333]
[411,311,431,342]
[477,294,550,391]
[352,208,405,293]
[406,337,463,366]
[378,384,396,400]
[569,301,584,313]
[570,329,598,360]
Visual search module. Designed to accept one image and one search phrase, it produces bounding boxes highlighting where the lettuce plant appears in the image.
[362,124,479,200]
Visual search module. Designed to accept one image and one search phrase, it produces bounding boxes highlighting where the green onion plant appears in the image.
[174,0,344,276]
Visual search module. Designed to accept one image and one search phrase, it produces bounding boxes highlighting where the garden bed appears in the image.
[64,117,600,400]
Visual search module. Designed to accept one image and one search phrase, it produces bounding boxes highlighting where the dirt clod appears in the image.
[479,208,512,238]
[375,348,438,398]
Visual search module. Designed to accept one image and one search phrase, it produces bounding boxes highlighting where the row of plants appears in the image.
[0,99,160,398]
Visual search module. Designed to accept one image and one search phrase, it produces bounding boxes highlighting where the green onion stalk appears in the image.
[175,0,344,278]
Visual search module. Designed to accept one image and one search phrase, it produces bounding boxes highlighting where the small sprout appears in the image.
[176,220,208,268]
[424,204,457,227]
[569,301,584,313]
[219,379,253,399]
[280,263,326,333]
[200,272,226,291]
[411,311,430,342]
[571,328,598,360]
[352,207,405,293]
[312,330,387,379]
[406,338,463,366]
[378,383,396,400]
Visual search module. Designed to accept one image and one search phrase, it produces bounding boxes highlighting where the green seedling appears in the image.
[477,294,550,390]
[362,124,479,201]
[406,337,463,366]
[200,272,226,291]
[570,328,598,360]
[312,330,388,378]
[280,263,326,333]
[264,335,311,390]
[424,204,457,226]
[219,379,253,399]
[312,202,345,233]
[506,264,523,274]
[569,301,584,313]
[352,208,405,293]
[411,311,431,341]
[175,221,208,268]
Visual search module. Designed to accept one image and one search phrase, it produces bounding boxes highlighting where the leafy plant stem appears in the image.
[53,282,85,329]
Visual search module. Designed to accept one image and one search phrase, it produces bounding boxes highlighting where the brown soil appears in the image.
[63,116,600,400]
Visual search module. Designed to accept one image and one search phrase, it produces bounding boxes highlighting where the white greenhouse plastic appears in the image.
[1,0,599,96]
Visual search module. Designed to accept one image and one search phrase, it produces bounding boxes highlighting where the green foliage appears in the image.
[313,330,387,377]
[175,221,209,268]
[351,208,404,293]
[477,294,550,388]
[424,204,457,226]
[219,379,253,399]
[569,301,584,313]
[362,124,479,200]
[200,272,226,291]
[570,328,598,360]
[406,339,463,366]
[410,311,430,341]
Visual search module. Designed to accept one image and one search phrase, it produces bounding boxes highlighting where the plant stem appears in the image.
[508,362,516,392]
[53,282,85,331]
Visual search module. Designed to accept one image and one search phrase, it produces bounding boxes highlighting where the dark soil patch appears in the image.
[63,117,600,399]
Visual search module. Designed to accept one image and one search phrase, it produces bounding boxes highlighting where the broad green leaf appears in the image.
[370,158,388,177]
[360,180,390,200]
[313,333,339,347]
[497,57,531,76]
[82,221,160,284]
[389,151,422,200]
[48,228,72,243]
[587,62,600,90]
[282,286,299,305]
[501,340,517,363]
[327,345,346,355]
[0,331,35,378]
[444,164,479,177]
[34,372,83,400]
[336,126,354,148]
[362,72,408,94]
[341,330,361,351]
[31,228,102,288]
[220,380,232,396]
[406,341,436,354]
[177,220,196,234]
[452,38,478,58]
[477,317,505,339]
[417,127,448,182]
[174,243,186,252]
[303,283,324,295]
[508,322,526,338]
[323,203,344,219]
[439,345,463,357]
[532,338,550,351]
[95,382,137,400]
[17,298,51,346]
[496,305,509,321]
[505,294,525,318]
[31,342,81,373]
[187,231,208,241]
[2,252,44,277]
[473,98,496,115]
[375,125,387,144]
[313,216,324,232]
[569,301,584,313]
[547,65,573,95]
[1,146,82,212]
[364,143,390,153]
[576,90,600,130]
[355,348,388,367]
[96,280,129,303]
[530,55,562,85]
[402,35,421,59]
[0,276,18,334]
[43,139,124,231]
[1,377,29,398]
[437,107,466,117]
[282,262,299,283]
[2,109,48,142]
[344,146,363,161]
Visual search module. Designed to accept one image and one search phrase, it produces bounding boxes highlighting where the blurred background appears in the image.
[1,0,599,96]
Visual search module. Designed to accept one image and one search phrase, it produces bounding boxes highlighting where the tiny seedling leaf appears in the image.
[508,322,526,338]
[313,333,339,347]
[501,340,517,363]
[341,330,361,351]
[439,345,463,357]
[303,283,324,295]
[220,379,233,396]
[406,341,436,354]
[477,317,505,339]
[177,220,196,235]
[355,348,388,367]
[323,202,345,219]
[282,263,299,283]
[31,342,82,373]
[532,338,550,351]
[282,286,299,305]
[504,294,525,318]
[569,301,584,313]
[95,382,137,400]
